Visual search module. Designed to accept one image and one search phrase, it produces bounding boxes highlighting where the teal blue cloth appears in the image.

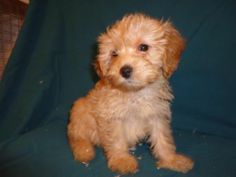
[0,0,236,176]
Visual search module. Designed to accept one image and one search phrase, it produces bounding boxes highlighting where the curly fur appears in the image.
[67,13,193,174]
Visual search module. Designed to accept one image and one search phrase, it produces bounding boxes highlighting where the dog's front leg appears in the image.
[150,117,194,173]
[98,119,138,174]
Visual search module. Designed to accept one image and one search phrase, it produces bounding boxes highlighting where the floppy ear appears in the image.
[94,33,112,78]
[94,57,110,78]
[94,59,104,78]
[162,22,185,78]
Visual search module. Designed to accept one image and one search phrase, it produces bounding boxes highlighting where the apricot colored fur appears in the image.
[67,13,194,174]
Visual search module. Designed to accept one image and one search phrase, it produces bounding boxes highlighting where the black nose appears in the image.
[120,65,133,79]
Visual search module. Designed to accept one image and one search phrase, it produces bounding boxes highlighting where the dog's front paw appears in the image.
[71,139,95,163]
[157,154,194,173]
[108,153,138,174]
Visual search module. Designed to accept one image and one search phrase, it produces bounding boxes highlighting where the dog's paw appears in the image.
[72,139,95,163]
[108,153,138,174]
[157,154,194,173]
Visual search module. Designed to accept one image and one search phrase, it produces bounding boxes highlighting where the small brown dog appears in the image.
[67,13,194,174]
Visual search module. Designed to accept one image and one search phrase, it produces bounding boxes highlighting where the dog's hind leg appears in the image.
[67,98,99,163]
[149,117,194,173]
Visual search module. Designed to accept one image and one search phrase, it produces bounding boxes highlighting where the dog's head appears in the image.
[95,13,185,91]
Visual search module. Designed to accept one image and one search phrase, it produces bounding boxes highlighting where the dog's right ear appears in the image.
[94,59,104,78]
[95,33,112,78]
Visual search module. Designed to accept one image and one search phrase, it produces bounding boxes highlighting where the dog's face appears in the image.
[96,14,185,91]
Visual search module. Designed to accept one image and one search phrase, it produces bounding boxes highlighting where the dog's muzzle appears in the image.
[120,65,133,79]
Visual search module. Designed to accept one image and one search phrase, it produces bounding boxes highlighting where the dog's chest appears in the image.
[98,88,159,121]
[123,93,155,119]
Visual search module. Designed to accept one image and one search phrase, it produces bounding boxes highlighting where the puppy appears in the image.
[67,13,194,174]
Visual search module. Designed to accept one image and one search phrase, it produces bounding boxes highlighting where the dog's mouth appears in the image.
[120,79,145,91]
[107,73,157,92]
[112,79,145,92]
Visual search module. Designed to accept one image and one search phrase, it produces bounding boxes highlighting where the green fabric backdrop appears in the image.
[0,0,236,177]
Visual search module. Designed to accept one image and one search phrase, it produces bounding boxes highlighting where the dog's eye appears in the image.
[138,44,149,52]
[111,50,118,57]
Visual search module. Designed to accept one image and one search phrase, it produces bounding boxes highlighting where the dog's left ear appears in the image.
[161,22,185,78]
